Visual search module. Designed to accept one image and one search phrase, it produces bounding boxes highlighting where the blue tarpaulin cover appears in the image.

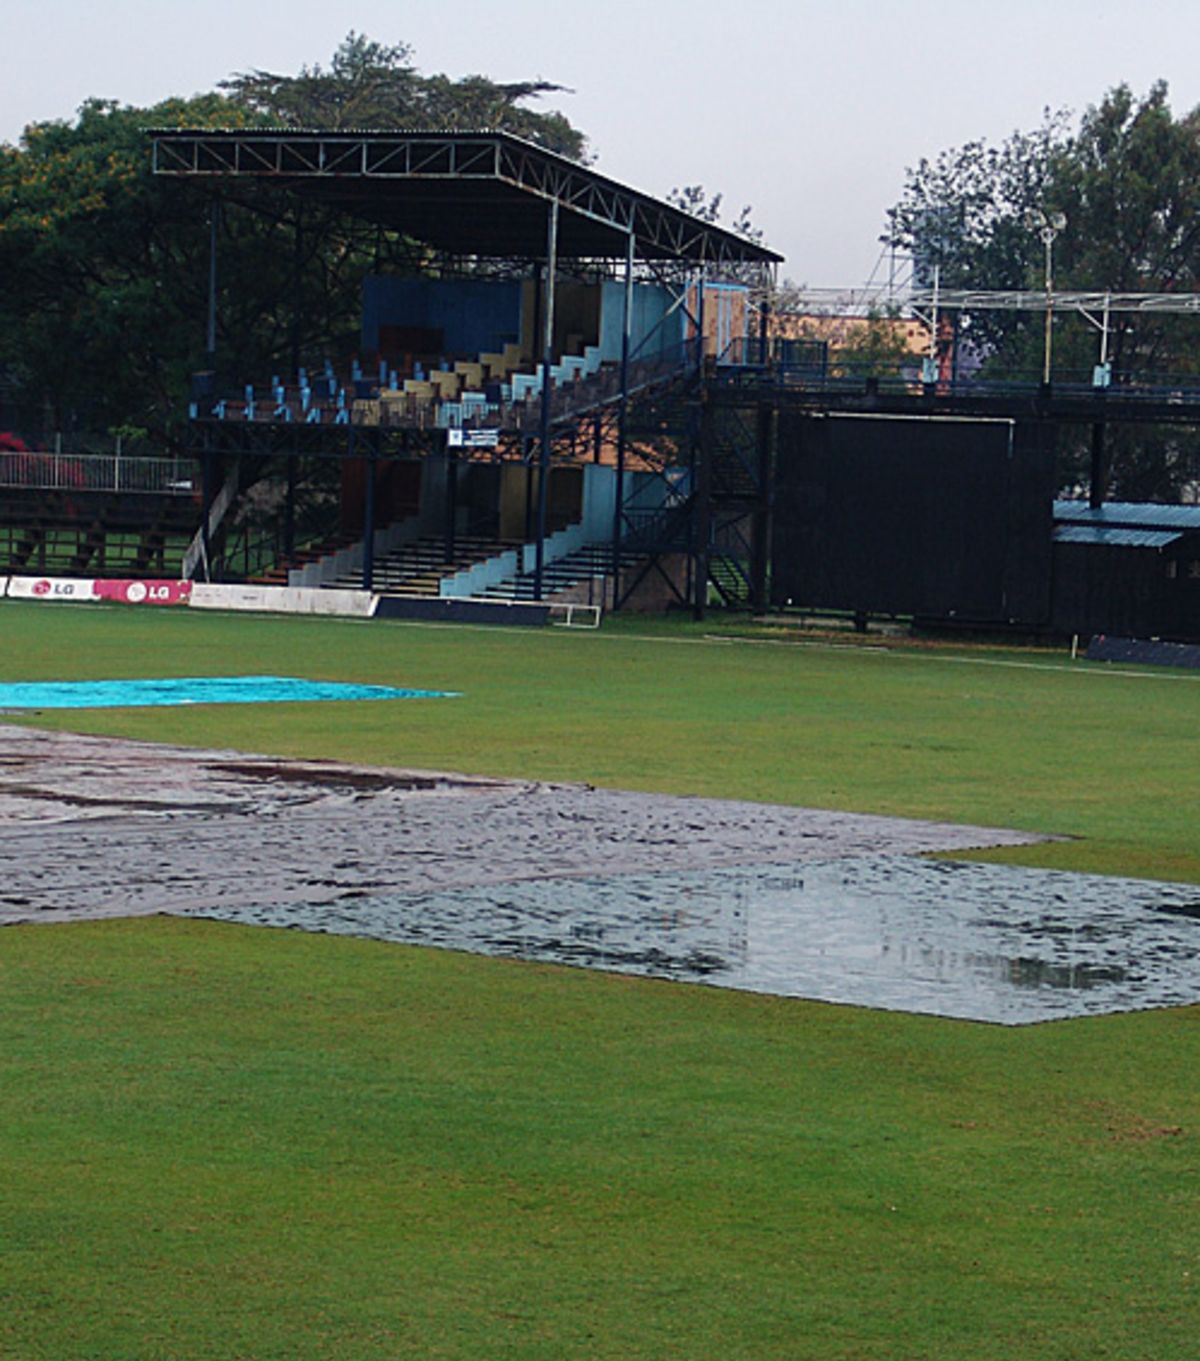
[0,676,458,709]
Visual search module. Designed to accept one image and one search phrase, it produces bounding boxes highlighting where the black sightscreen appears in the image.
[771,414,1053,625]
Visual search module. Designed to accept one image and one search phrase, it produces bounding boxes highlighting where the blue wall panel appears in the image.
[599,282,685,363]
[363,278,523,358]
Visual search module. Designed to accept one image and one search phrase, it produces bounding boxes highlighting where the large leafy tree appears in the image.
[886,83,1200,498]
[0,34,586,449]
[0,93,256,446]
[221,32,586,158]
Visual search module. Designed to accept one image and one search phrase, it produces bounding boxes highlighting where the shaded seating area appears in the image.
[193,335,612,434]
[152,127,780,605]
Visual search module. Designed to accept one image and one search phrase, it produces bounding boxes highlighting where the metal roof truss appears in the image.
[150,129,780,271]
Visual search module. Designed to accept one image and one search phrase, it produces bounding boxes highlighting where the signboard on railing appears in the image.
[188,583,376,617]
[447,428,500,449]
[5,576,192,605]
[92,579,193,606]
[7,576,99,602]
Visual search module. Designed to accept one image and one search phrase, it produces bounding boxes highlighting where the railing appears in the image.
[716,339,1200,407]
[0,452,199,494]
[720,336,829,375]
[189,341,701,436]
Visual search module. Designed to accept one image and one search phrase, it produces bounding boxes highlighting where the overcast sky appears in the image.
[5,0,1200,285]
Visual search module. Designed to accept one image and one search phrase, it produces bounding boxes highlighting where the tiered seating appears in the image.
[325,535,523,596]
[479,542,641,602]
[194,339,612,432]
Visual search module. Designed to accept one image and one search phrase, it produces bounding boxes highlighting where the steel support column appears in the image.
[444,440,459,565]
[534,196,560,600]
[284,449,297,559]
[750,402,774,611]
[200,428,214,583]
[694,266,707,378]
[611,229,635,613]
[523,438,535,540]
[360,430,376,593]
[206,199,220,369]
[692,391,714,621]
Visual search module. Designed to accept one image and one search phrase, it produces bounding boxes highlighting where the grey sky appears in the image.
[5,0,1200,285]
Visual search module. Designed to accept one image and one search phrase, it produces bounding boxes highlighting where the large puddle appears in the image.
[182,856,1200,1025]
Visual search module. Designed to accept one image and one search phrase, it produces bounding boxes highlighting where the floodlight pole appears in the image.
[1027,209,1066,385]
[534,196,559,601]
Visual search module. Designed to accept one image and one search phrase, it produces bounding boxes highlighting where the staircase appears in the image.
[709,552,752,606]
[478,542,639,602]
[250,535,360,587]
[327,536,521,596]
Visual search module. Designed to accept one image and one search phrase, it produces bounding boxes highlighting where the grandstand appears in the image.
[146,127,779,614]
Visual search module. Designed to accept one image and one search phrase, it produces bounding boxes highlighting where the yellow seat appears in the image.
[454,361,485,389]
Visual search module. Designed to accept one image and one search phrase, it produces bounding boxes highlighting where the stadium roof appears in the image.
[1054,500,1200,532]
[149,128,783,269]
[1053,525,1184,549]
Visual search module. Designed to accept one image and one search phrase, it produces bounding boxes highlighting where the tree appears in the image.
[221,32,586,159]
[667,185,762,242]
[884,108,1070,356]
[0,34,588,450]
[886,83,1200,499]
[0,93,258,445]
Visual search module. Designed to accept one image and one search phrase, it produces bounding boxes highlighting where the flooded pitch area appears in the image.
[2,725,1197,1024]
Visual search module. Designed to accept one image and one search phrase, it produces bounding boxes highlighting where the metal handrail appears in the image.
[714,343,1200,406]
[0,453,199,495]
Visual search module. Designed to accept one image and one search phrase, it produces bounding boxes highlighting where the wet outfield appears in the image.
[2,725,1198,1025]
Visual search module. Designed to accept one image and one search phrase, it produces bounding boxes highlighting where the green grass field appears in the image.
[1,601,1199,1359]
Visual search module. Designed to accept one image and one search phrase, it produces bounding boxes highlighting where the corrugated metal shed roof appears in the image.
[1053,525,1183,549]
[1054,499,1200,531]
